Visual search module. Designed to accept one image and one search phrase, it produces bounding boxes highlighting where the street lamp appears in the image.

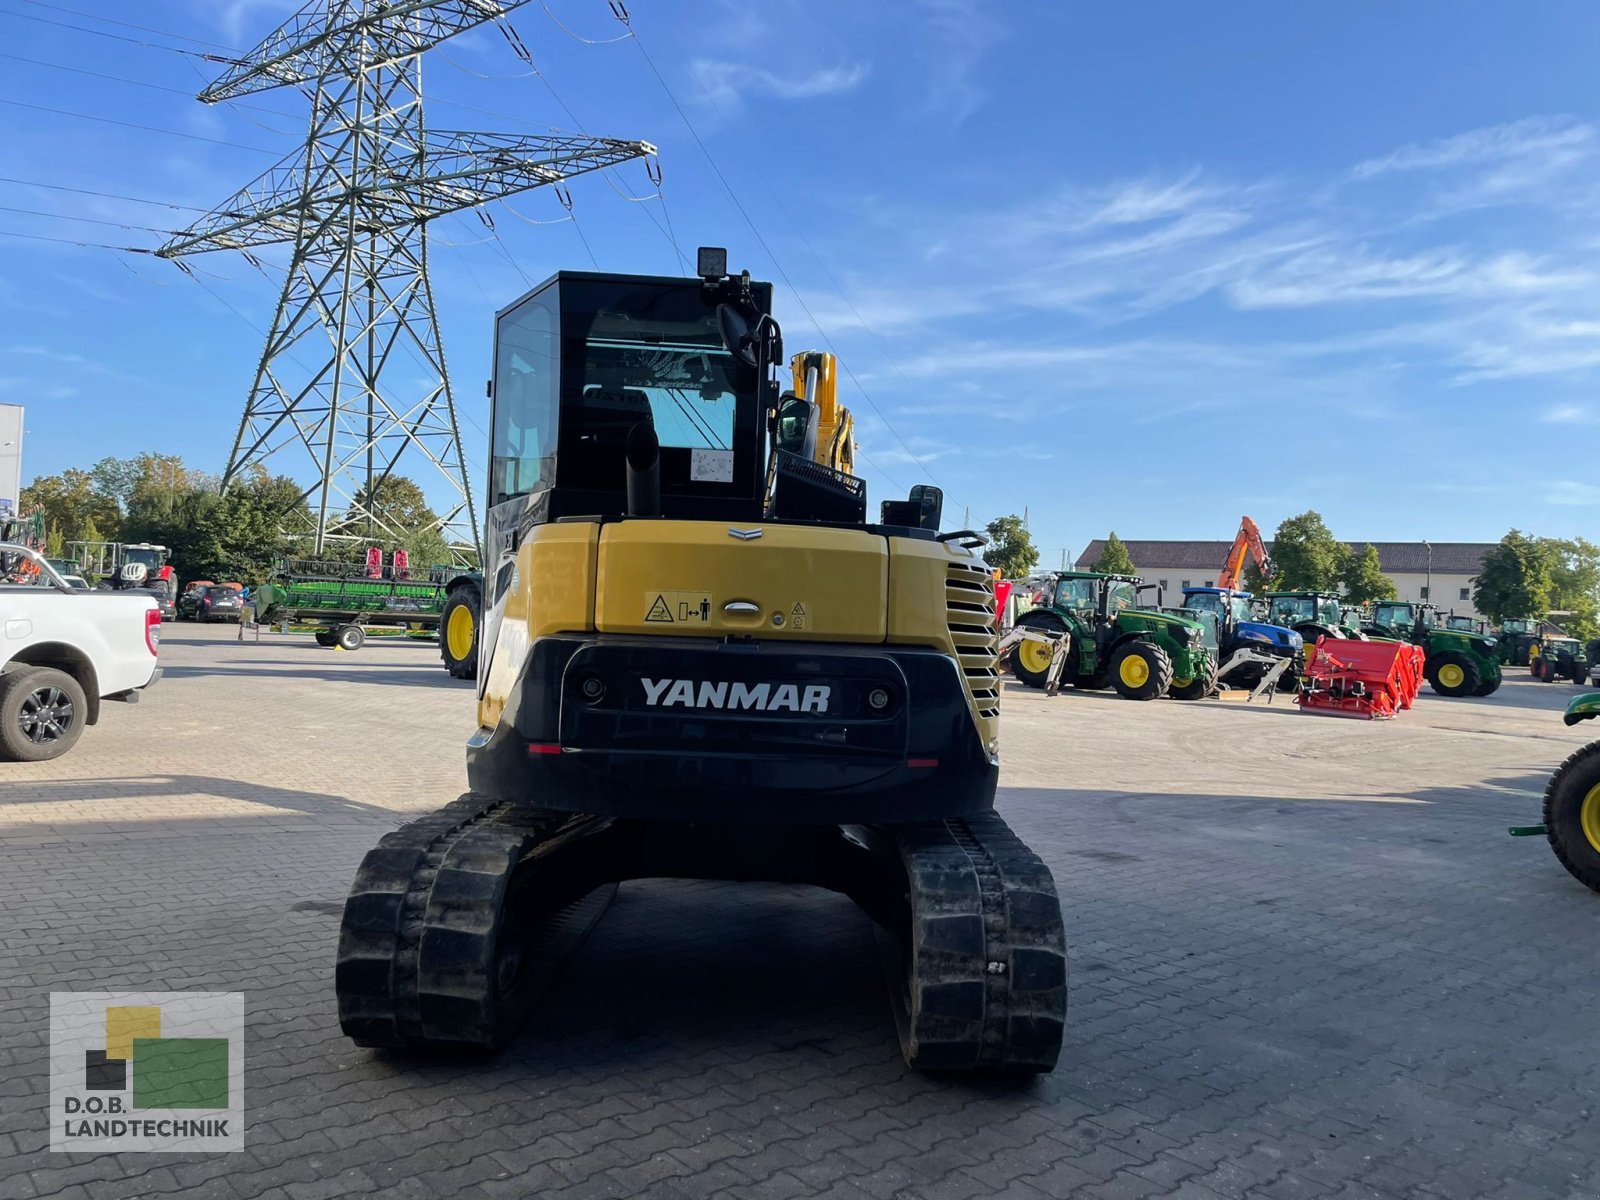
[1423,539,1432,602]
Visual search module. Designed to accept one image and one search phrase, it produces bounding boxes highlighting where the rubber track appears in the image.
[336,793,592,1049]
[892,810,1066,1072]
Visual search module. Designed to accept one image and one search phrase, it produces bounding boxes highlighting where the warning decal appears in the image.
[645,591,713,625]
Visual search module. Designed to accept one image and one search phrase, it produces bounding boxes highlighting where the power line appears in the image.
[17,0,241,51]
[0,97,274,152]
[0,228,147,252]
[0,51,300,125]
[0,173,211,214]
[475,18,687,272]
[0,203,173,235]
[621,19,925,498]
[675,62,1029,514]
[0,7,236,61]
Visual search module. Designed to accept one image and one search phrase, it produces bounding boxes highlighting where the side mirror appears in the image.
[717,303,757,368]
[908,484,942,531]
[718,301,782,373]
[774,395,813,455]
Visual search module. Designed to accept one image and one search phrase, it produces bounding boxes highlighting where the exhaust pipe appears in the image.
[625,420,661,517]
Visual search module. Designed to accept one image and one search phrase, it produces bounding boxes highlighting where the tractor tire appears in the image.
[440,580,482,680]
[1472,678,1501,697]
[1010,613,1068,689]
[336,624,366,652]
[0,667,87,762]
[314,630,336,647]
[1541,741,1600,893]
[1169,656,1217,700]
[1109,640,1173,701]
[1427,652,1480,697]
[1573,661,1589,685]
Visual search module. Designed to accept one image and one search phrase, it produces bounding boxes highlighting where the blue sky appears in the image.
[3,1,1600,564]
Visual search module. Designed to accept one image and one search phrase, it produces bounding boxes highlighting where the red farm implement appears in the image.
[1296,638,1425,720]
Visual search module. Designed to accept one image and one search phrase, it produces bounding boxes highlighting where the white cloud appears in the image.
[204,0,302,45]
[689,61,869,109]
[1541,404,1592,423]
[1547,481,1600,506]
[1349,116,1594,180]
[907,0,1005,121]
[1229,249,1587,309]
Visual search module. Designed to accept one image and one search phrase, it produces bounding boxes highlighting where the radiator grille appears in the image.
[946,561,1000,719]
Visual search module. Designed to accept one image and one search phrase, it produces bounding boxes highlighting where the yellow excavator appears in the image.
[335,249,1066,1072]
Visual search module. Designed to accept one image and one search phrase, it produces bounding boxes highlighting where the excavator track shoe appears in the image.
[890,811,1066,1073]
[336,793,615,1050]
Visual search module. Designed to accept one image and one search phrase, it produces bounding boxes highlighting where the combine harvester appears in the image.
[253,550,451,650]
[1295,637,1425,719]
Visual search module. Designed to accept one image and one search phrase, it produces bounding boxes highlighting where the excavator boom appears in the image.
[1219,516,1270,589]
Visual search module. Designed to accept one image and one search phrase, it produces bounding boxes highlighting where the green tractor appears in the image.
[1507,694,1600,893]
[1531,636,1588,685]
[1258,591,1365,643]
[438,569,484,679]
[1365,600,1502,697]
[1444,613,1489,636]
[1009,571,1216,700]
[1497,618,1541,666]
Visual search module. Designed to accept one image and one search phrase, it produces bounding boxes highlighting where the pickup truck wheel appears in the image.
[0,667,87,762]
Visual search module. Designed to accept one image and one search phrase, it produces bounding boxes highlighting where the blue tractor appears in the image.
[1180,586,1303,690]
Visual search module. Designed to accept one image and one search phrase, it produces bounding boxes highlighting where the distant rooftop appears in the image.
[1074,540,1496,576]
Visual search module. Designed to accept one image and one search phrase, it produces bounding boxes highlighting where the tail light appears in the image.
[145,608,161,655]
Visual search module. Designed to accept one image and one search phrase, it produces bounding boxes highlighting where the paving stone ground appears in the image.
[3,624,1598,1199]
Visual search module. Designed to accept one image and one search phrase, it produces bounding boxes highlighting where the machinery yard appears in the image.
[6,4,1600,1197]
[5,624,1597,1200]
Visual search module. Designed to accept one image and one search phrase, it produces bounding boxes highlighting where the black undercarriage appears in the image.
[336,796,1066,1071]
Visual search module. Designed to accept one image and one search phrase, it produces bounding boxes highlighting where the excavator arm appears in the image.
[1218,516,1270,590]
[791,350,855,473]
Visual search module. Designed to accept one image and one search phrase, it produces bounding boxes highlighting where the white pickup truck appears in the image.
[0,543,163,762]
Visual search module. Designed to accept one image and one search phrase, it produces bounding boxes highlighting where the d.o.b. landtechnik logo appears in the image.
[50,992,244,1152]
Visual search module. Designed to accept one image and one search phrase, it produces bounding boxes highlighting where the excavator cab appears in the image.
[336,252,1065,1074]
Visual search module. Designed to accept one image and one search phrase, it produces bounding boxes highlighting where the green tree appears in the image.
[1341,543,1396,605]
[327,475,454,570]
[120,463,309,584]
[1473,530,1555,624]
[1241,558,1277,594]
[1093,531,1137,575]
[44,523,64,558]
[1270,510,1348,592]
[1544,536,1600,641]
[983,514,1038,579]
[20,469,120,543]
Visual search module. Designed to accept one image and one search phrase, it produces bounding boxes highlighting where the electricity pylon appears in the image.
[157,0,653,559]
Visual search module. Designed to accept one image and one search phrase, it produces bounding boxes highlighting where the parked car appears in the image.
[197,584,244,623]
[145,584,178,623]
[0,542,162,762]
[177,583,213,621]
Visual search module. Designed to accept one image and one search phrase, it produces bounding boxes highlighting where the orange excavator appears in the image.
[1218,516,1270,589]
